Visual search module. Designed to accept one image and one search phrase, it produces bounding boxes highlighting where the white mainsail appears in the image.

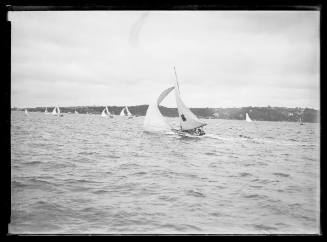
[52,107,57,115]
[143,86,175,132]
[246,113,252,122]
[120,107,126,116]
[174,68,207,131]
[45,107,49,114]
[75,110,78,114]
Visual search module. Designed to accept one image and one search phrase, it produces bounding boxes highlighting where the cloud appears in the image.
[9,11,320,109]
[129,12,150,47]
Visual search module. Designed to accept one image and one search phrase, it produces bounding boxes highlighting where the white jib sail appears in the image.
[120,107,126,116]
[125,106,132,116]
[173,70,207,131]
[57,106,61,115]
[105,106,111,116]
[52,107,57,115]
[143,86,175,132]
[246,113,252,122]
[101,108,107,117]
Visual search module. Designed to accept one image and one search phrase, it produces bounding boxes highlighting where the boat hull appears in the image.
[171,128,205,138]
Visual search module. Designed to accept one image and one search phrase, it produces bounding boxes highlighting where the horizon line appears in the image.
[11,105,320,111]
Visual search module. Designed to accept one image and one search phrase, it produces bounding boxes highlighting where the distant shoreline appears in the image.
[12,105,320,123]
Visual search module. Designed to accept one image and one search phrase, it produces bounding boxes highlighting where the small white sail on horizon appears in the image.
[75,110,78,114]
[125,106,132,116]
[101,106,113,117]
[105,106,113,117]
[52,106,62,116]
[101,108,107,117]
[246,113,252,122]
[52,107,57,115]
[45,107,49,114]
[25,109,28,115]
[120,107,126,116]
[120,106,133,118]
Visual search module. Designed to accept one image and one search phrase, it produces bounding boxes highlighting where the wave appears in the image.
[273,172,290,178]
[93,189,108,194]
[158,195,178,202]
[186,190,206,198]
[24,160,43,165]
[205,152,218,156]
[160,223,202,232]
[131,171,147,176]
[243,194,269,199]
[239,172,252,177]
[12,180,29,188]
[253,224,278,231]
[78,151,97,155]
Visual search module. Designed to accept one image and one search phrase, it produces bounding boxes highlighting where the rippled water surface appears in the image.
[10,111,320,234]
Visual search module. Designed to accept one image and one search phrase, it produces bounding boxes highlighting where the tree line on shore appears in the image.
[12,105,319,123]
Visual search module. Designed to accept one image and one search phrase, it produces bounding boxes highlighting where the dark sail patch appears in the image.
[181,114,186,121]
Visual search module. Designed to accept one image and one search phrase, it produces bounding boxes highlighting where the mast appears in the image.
[173,67,207,131]
[174,66,180,93]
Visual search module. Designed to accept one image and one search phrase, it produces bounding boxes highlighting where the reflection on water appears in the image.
[10,111,320,234]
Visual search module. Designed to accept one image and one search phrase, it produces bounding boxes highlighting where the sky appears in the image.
[9,11,320,109]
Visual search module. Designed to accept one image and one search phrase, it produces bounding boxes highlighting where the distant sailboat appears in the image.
[119,107,126,116]
[106,106,113,118]
[74,110,78,114]
[52,107,57,115]
[25,109,28,115]
[52,106,63,117]
[143,67,207,136]
[101,106,113,118]
[245,113,252,122]
[125,106,133,119]
[120,106,134,118]
[101,108,107,117]
[45,107,49,114]
[57,106,64,117]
